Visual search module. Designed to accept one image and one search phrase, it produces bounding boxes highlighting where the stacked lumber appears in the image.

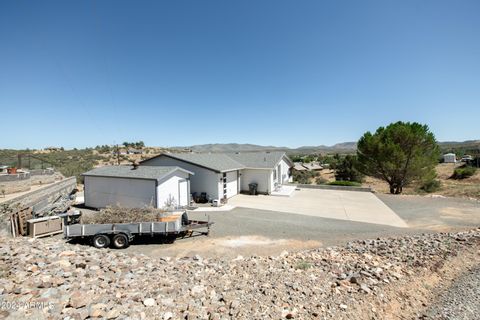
[10,207,33,237]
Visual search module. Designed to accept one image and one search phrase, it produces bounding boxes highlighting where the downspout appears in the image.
[154,180,158,208]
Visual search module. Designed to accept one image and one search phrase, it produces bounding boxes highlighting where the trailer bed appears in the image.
[64,213,213,249]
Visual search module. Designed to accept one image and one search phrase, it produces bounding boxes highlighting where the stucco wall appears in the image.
[141,156,221,200]
[84,176,156,209]
[240,169,272,194]
[156,171,190,208]
[278,158,292,184]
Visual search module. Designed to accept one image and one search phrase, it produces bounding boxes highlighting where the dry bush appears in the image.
[82,206,169,224]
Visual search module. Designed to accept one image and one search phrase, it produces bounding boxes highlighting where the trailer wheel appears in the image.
[112,233,130,249]
[92,234,110,249]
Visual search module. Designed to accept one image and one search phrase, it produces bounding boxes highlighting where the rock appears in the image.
[59,250,76,257]
[143,298,156,307]
[69,291,91,309]
[106,308,121,319]
[55,260,72,268]
[339,304,348,310]
[190,285,205,297]
[360,283,371,294]
[163,311,173,320]
[89,304,107,318]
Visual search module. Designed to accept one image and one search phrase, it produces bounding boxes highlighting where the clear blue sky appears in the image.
[1,0,479,149]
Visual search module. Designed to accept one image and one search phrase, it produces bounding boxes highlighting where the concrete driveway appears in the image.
[228,188,408,228]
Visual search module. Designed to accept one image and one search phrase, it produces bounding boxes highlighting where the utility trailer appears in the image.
[64,213,213,249]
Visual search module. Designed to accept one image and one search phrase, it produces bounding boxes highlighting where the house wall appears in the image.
[219,170,239,199]
[141,156,221,200]
[156,171,191,209]
[278,158,292,184]
[240,169,272,194]
[84,176,156,209]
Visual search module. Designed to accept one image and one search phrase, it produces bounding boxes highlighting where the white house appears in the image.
[82,165,193,209]
[443,153,457,163]
[140,151,293,201]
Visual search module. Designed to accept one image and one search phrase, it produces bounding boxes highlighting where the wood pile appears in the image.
[10,207,33,237]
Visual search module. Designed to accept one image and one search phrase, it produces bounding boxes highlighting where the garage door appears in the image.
[178,180,188,207]
[225,171,238,199]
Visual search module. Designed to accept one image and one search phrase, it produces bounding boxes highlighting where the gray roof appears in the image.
[82,165,193,182]
[142,151,293,172]
[157,153,245,172]
[227,151,291,169]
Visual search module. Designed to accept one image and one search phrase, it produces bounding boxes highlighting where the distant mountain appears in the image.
[185,143,287,153]
[438,140,480,152]
[181,140,479,154]
[182,142,358,154]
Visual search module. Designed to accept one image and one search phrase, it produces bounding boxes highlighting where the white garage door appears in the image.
[225,171,238,199]
[178,180,188,206]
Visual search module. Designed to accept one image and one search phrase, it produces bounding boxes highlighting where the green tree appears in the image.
[357,121,440,194]
[334,155,364,182]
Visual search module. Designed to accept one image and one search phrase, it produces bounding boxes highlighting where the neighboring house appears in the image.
[293,162,307,171]
[140,151,293,200]
[302,162,323,171]
[128,149,143,155]
[443,153,457,163]
[82,165,193,209]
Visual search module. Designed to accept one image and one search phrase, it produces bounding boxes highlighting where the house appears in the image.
[302,162,323,171]
[82,165,193,209]
[293,162,307,171]
[140,151,293,200]
[128,149,143,155]
[443,153,457,163]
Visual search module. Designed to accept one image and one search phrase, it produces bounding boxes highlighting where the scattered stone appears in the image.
[143,298,156,307]
[0,229,479,319]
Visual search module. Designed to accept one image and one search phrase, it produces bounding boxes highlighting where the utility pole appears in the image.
[116,144,120,165]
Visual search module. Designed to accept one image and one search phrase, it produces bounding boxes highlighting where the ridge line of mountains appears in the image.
[175,140,480,154]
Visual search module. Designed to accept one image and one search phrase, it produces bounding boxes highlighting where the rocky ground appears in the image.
[0,229,479,320]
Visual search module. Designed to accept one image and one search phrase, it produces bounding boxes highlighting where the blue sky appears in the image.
[1,0,479,149]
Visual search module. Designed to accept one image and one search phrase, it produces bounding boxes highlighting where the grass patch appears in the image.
[295,260,313,270]
[327,181,362,187]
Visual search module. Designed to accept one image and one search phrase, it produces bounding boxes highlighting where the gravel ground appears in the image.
[424,265,480,320]
[1,229,478,319]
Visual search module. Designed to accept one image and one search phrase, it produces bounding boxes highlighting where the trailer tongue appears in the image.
[64,212,213,249]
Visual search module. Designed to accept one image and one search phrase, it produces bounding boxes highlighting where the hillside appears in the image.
[183,140,479,155]
[184,142,358,154]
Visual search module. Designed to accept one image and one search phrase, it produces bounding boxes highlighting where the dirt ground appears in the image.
[364,163,480,200]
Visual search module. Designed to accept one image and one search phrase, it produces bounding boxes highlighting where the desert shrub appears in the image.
[292,170,319,184]
[295,260,312,270]
[315,176,327,185]
[327,181,361,187]
[419,179,441,193]
[451,166,477,179]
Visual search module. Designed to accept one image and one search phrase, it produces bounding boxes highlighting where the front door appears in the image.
[178,180,188,207]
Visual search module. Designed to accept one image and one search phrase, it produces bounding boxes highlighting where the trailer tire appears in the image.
[112,233,130,249]
[92,234,110,249]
